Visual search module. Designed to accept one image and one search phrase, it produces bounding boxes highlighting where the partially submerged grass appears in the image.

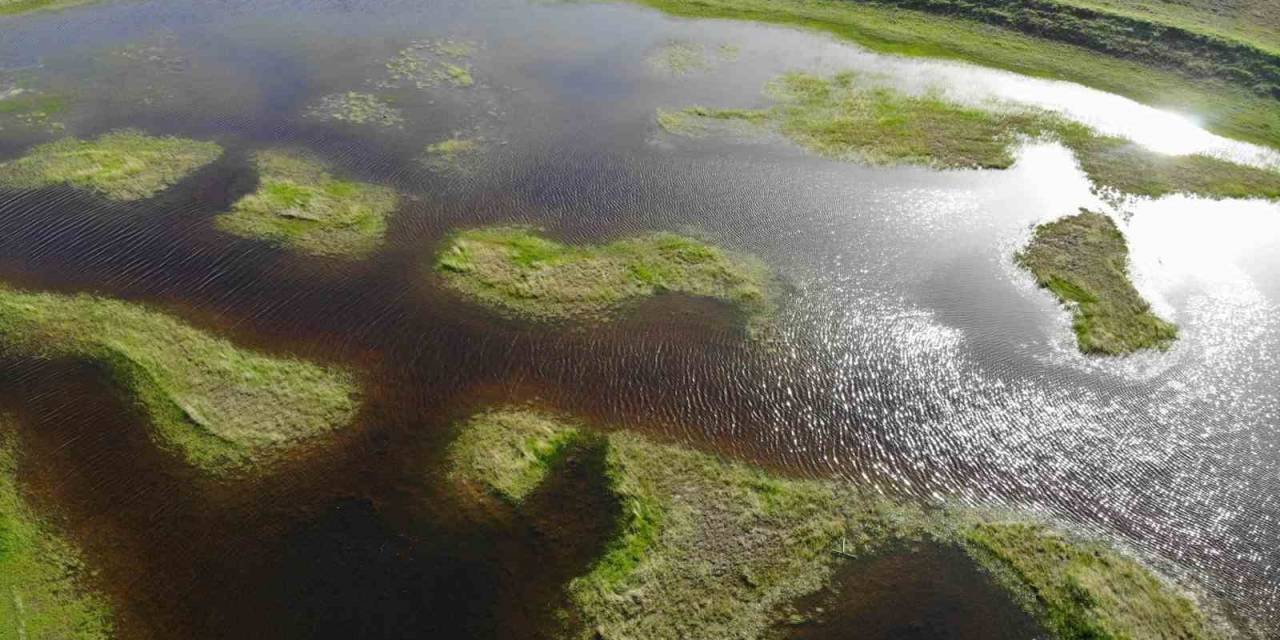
[445,409,582,504]
[216,149,399,258]
[965,521,1223,639]
[378,39,478,90]
[306,92,404,127]
[662,71,1280,200]
[420,136,485,173]
[0,421,113,640]
[630,0,1280,149]
[0,129,221,201]
[1016,210,1177,356]
[434,226,775,332]
[0,287,361,475]
[0,89,68,133]
[446,408,1226,639]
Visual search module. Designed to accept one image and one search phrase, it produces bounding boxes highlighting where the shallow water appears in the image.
[2,0,1280,637]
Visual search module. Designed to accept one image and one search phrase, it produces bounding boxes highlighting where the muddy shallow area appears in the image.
[2,0,1280,637]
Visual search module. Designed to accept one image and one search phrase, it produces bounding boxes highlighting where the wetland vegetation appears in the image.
[450,408,1225,640]
[306,92,405,128]
[434,226,775,331]
[0,418,114,640]
[421,136,485,173]
[0,129,221,202]
[1016,211,1177,355]
[661,71,1280,200]
[632,0,1280,148]
[216,149,399,258]
[0,287,361,475]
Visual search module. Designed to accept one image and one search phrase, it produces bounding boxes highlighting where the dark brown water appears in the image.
[2,0,1280,637]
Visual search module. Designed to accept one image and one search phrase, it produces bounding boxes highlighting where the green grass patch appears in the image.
[0,129,221,202]
[420,136,485,173]
[0,286,361,475]
[434,226,776,333]
[965,521,1222,639]
[0,422,113,640]
[216,149,399,258]
[446,409,583,504]
[0,0,96,17]
[378,39,479,90]
[646,40,737,75]
[630,0,1280,149]
[1017,210,1177,355]
[663,71,1280,200]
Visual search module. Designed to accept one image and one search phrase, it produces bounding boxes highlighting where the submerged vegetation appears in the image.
[630,0,1280,149]
[377,39,478,90]
[0,287,361,475]
[306,92,404,127]
[420,136,485,173]
[647,40,739,75]
[435,226,774,330]
[0,129,221,201]
[216,149,399,258]
[1017,211,1177,355]
[661,71,1280,200]
[449,408,1225,640]
[446,410,582,504]
[0,88,67,133]
[0,420,113,640]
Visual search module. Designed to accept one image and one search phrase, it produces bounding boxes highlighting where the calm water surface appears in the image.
[2,0,1280,637]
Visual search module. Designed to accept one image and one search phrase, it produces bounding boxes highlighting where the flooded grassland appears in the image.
[1,0,1279,638]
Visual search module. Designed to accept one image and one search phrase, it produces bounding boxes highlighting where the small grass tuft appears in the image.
[0,287,361,475]
[420,136,485,173]
[434,226,776,333]
[0,129,221,201]
[0,421,114,640]
[216,149,399,258]
[445,409,582,504]
[1016,210,1177,355]
[306,92,404,127]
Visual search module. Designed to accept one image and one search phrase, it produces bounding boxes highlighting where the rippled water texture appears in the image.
[3,0,1280,636]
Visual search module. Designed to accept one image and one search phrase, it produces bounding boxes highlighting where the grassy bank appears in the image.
[0,287,361,475]
[448,408,1225,639]
[0,129,221,201]
[216,149,399,258]
[0,0,96,17]
[434,226,775,332]
[1017,211,1177,355]
[631,0,1280,149]
[965,521,1223,639]
[0,421,113,640]
[661,71,1280,200]
[446,409,583,504]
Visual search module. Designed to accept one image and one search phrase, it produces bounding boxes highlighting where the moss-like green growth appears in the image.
[446,410,582,504]
[965,521,1222,640]
[0,129,221,202]
[630,0,1280,149]
[421,136,484,173]
[0,287,360,475]
[1017,211,1177,355]
[435,226,775,331]
[648,41,711,75]
[306,92,404,127]
[216,149,398,258]
[0,0,96,16]
[663,71,1280,200]
[0,422,113,640]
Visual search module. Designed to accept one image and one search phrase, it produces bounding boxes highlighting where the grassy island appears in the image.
[216,149,399,258]
[631,0,1280,149]
[435,226,774,330]
[966,521,1223,640]
[448,408,1224,640]
[1017,211,1177,355]
[445,409,582,504]
[0,0,96,17]
[661,71,1280,200]
[0,287,361,475]
[0,129,222,202]
[0,422,114,640]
